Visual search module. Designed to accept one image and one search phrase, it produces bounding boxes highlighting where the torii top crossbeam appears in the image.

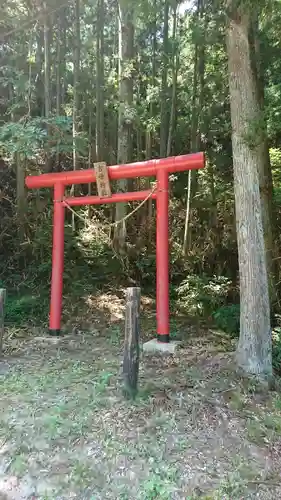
[26,153,204,188]
[26,152,205,339]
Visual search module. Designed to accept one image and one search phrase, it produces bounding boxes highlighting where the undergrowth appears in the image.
[1,201,281,376]
[272,328,281,375]
[213,304,240,337]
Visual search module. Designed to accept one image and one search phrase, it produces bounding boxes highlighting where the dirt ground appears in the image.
[0,291,281,499]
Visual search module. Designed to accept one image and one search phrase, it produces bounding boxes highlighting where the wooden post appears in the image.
[123,287,141,399]
[0,289,6,357]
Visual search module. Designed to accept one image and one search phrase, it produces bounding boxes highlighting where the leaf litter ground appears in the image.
[0,290,281,499]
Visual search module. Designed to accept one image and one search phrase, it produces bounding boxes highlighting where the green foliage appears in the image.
[135,253,156,282]
[266,85,281,142]
[270,148,281,204]
[0,206,124,327]
[242,112,267,149]
[0,116,88,159]
[272,328,281,375]
[213,304,240,337]
[0,121,45,157]
[139,468,178,500]
[270,148,281,171]
[0,0,280,366]
[5,295,48,325]
[176,275,232,316]
[273,186,281,205]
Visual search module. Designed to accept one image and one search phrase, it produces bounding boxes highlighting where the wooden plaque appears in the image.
[94,162,111,198]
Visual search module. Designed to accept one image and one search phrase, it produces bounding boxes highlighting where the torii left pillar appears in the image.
[50,182,65,336]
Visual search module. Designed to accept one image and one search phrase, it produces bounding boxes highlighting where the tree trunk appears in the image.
[27,35,33,117]
[43,2,52,172]
[73,0,80,174]
[226,3,272,378]
[0,289,6,358]
[113,0,134,253]
[56,15,62,116]
[70,0,81,230]
[16,153,26,239]
[55,12,63,167]
[190,0,206,192]
[166,3,178,157]
[160,0,169,158]
[61,7,67,110]
[43,3,51,119]
[249,13,278,310]
[96,0,105,161]
[9,83,26,232]
[146,7,157,161]
[183,0,206,254]
[35,28,44,116]
[145,6,157,245]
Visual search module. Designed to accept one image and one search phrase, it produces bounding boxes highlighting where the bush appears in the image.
[5,295,48,326]
[176,274,232,316]
[213,304,240,337]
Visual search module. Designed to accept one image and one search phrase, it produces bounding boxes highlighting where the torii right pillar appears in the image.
[143,155,205,355]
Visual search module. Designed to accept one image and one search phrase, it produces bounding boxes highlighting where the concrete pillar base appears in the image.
[142,338,181,355]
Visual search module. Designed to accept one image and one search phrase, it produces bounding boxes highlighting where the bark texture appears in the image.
[159,0,169,158]
[96,0,105,161]
[166,3,178,157]
[249,14,278,309]
[73,0,80,174]
[183,0,206,254]
[226,4,272,378]
[113,0,134,253]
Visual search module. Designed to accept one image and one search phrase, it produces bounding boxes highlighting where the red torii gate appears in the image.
[26,152,205,340]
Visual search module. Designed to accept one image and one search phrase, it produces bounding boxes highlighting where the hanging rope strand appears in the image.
[63,183,157,229]
[183,169,192,255]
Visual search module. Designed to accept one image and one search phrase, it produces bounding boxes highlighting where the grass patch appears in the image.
[138,466,179,500]
[204,460,262,500]
[223,389,246,411]
[0,360,117,449]
[108,325,122,345]
[273,394,281,410]
[1,323,281,499]
[215,473,246,498]
[9,453,29,477]
[4,293,49,326]
[246,418,269,445]
[246,399,281,446]
[70,460,103,488]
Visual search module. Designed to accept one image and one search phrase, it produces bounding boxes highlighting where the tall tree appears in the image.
[96,0,105,161]
[183,0,207,254]
[73,0,80,174]
[113,0,135,253]
[56,10,63,116]
[145,3,158,245]
[160,0,169,157]
[70,0,81,230]
[226,0,272,378]
[43,0,52,172]
[166,0,179,157]
[249,13,278,309]
[35,27,44,116]
[43,1,51,119]
[145,3,157,160]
